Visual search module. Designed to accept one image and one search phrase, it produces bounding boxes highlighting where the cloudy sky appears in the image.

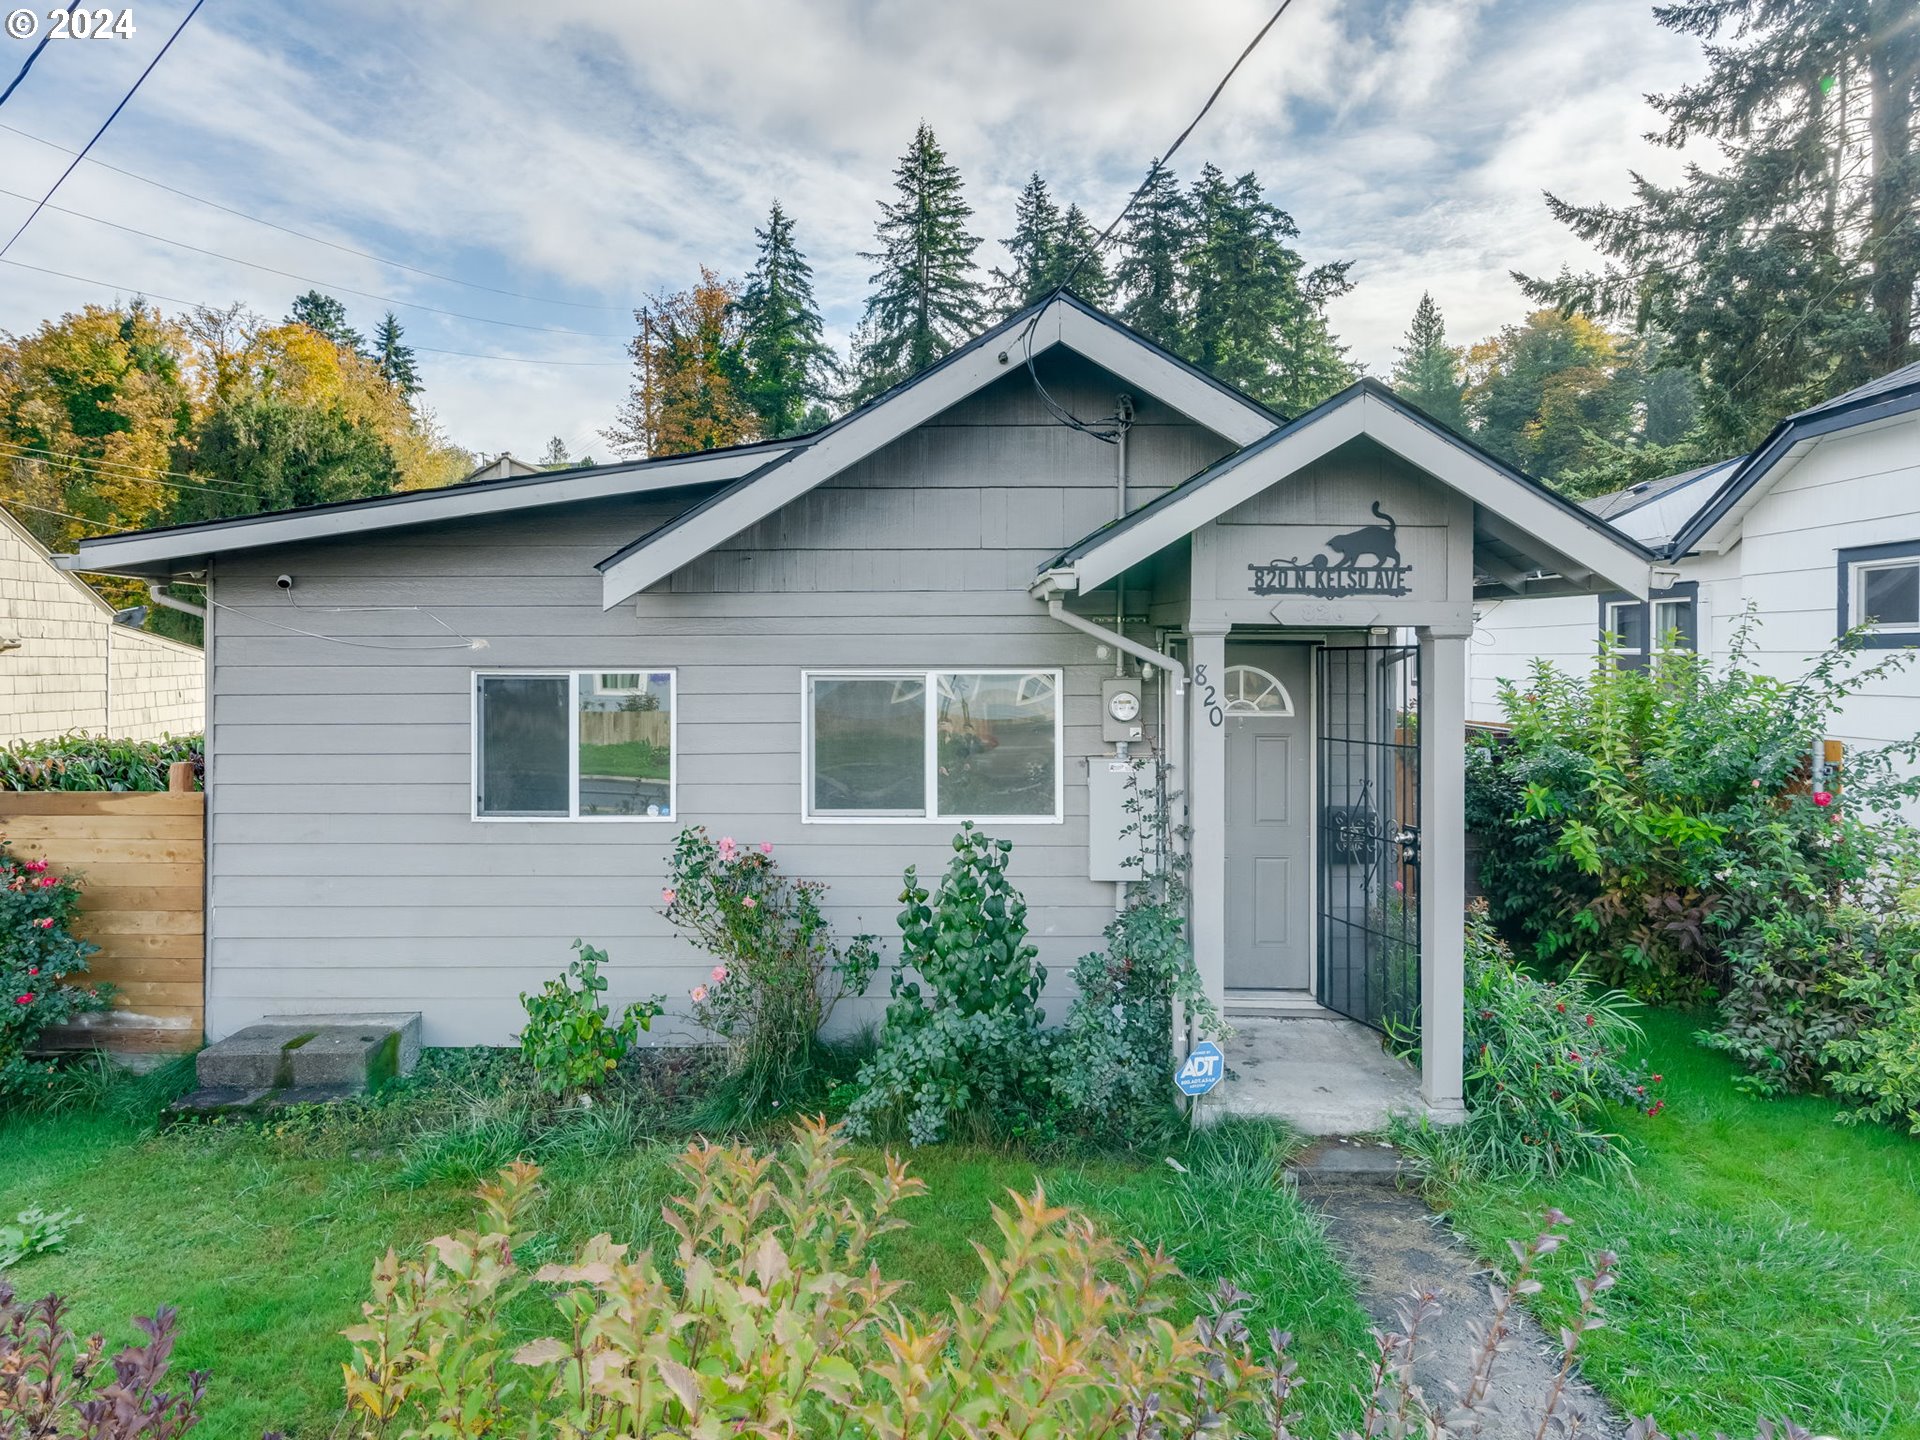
[0,0,1708,462]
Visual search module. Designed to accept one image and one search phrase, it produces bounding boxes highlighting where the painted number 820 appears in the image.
[1193,664,1224,728]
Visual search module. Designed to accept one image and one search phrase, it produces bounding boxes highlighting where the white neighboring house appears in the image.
[1471,362,1920,764]
[0,506,204,744]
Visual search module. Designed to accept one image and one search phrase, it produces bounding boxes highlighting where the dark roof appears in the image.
[1668,361,1920,558]
[1582,456,1742,523]
[1043,377,1659,572]
[594,289,1282,575]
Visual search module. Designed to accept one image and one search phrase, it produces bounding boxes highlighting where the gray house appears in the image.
[61,294,1652,1118]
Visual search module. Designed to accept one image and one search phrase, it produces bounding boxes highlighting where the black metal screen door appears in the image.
[1316,646,1420,1034]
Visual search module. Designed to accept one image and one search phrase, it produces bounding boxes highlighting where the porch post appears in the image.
[1188,624,1229,1015]
[1417,628,1467,1114]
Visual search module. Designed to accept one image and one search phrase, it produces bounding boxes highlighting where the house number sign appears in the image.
[1193,664,1223,727]
[1248,501,1413,598]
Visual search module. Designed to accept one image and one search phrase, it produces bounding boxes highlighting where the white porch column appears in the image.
[1188,624,1229,1016]
[1417,627,1468,1113]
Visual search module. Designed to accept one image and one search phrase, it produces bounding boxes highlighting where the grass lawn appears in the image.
[0,1074,1374,1440]
[577,740,669,780]
[1436,1008,1920,1440]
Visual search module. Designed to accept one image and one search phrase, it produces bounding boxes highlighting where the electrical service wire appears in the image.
[208,597,484,651]
[1017,0,1299,441]
[0,0,209,261]
[0,3,81,110]
[0,118,633,312]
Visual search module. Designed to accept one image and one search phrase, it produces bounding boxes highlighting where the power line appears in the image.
[0,439,258,497]
[0,119,632,313]
[0,184,629,338]
[1019,0,1300,440]
[0,257,630,368]
[0,0,208,261]
[0,4,81,109]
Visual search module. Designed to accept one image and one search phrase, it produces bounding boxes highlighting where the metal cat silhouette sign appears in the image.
[1247,501,1413,597]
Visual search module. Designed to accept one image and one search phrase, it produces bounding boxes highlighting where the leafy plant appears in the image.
[661,827,876,1120]
[0,734,201,793]
[844,824,1049,1145]
[1820,927,1920,1132]
[342,1124,1810,1440]
[1052,756,1220,1141]
[515,941,662,1098]
[1396,904,1659,1182]
[1,840,110,1103]
[0,1283,207,1440]
[0,1207,79,1271]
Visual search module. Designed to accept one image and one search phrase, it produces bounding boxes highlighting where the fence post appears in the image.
[168,760,196,793]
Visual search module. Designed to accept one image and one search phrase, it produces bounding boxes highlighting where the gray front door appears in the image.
[1224,644,1312,989]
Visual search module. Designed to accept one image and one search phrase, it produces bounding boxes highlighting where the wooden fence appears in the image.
[578,709,670,747]
[3,778,204,1054]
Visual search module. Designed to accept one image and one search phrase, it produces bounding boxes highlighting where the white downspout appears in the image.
[148,582,207,619]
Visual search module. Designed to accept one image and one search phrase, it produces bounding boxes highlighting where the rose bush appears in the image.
[0,839,109,1104]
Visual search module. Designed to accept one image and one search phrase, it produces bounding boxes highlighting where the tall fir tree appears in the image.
[853,123,985,402]
[736,201,839,438]
[990,173,1063,315]
[1390,292,1468,431]
[1114,159,1193,348]
[372,312,421,400]
[1055,203,1113,307]
[1523,0,1918,452]
[286,290,365,356]
[1179,165,1353,412]
[604,268,759,458]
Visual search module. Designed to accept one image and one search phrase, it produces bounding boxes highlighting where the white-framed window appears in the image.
[1848,558,1920,634]
[802,669,1063,823]
[473,670,675,821]
[1603,599,1648,657]
[1222,664,1294,715]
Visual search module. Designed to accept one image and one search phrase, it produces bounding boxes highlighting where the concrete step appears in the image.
[1286,1139,1408,1188]
[185,1012,422,1105]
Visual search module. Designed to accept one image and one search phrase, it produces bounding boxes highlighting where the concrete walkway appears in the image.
[1215,1013,1439,1134]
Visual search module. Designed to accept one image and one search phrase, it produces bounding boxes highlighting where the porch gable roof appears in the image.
[1033,380,1657,599]
[591,292,1282,609]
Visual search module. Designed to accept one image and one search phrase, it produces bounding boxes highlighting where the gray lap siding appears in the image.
[204,367,1228,1044]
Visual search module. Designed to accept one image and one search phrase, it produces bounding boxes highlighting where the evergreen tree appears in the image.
[540,436,571,468]
[1114,159,1192,348]
[1390,292,1468,431]
[736,201,839,438]
[1055,203,1113,307]
[1523,0,1918,452]
[604,268,759,458]
[990,173,1063,315]
[1180,165,1354,412]
[854,123,985,401]
[372,312,420,400]
[286,290,365,356]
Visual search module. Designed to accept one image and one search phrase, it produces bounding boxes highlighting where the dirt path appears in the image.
[1303,1176,1625,1440]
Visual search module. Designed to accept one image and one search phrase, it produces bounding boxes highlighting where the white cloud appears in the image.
[0,0,1709,458]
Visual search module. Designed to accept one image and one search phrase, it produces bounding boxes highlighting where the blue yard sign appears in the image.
[1175,1039,1225,1096]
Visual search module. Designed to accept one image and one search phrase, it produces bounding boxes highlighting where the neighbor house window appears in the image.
[804,670,1061,822]
[474,670,675,820]
[1838,541,1920,647]
[1599,584,1696,669]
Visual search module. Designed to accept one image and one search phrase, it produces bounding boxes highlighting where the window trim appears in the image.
[1598,582,1697,669]
[1837,540,1920,647]
[470,668,678,824]
[800,668,1066,825]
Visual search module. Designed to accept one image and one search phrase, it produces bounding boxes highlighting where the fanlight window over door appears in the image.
[1223,665,1294,716]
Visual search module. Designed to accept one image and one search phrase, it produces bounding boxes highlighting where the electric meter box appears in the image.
[1087,758,1158,881]
[1101,677,1145,743]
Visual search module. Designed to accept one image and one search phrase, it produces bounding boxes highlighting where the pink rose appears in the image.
[38,878,55,889]
[717,836,738,860]
[1813,791,1834,807]
[15,994,31,1006]
[34,917,53,930]
[662,887,677,905]
[711,965,728,983]
[691,984,708,1004]
[24,860,46,873]
[742,896,757,910]
[26,968,38,977]
[759,841,773,855]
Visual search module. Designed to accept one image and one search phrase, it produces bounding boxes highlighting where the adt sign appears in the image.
[1175,1040,1225,1097]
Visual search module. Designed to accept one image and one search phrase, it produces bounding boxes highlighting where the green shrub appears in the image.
[1820,921,1920,1132]
[0,840,110,1102]
[1701,902,1874,1096]
[0,1284,207,1440]
[1397,905,1658,1182]
[845,824,1050,1145]
[516,941,662,1098]
[661,827,877,1121]
[0,1205,78,1270]
[341,1123,1803,1440]
[0,733,201,792]
[1472,614,1920,1000]
[1052,758,1218,1141]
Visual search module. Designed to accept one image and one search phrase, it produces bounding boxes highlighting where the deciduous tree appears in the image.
[605,268,759,458]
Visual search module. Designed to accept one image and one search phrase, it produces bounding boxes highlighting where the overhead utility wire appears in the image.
[0,3,80,109]
[0,258,629,367]
[1019,0,1299,441]
[0,440,260,498]
[0,185,629,339]
[0,0,208,261]
[0,119,632,312]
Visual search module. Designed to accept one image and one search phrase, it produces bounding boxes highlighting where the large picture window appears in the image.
[474,671,675,821]
[804,670,1061,822]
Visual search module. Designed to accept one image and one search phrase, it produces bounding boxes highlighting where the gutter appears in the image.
[148,582,206,619]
